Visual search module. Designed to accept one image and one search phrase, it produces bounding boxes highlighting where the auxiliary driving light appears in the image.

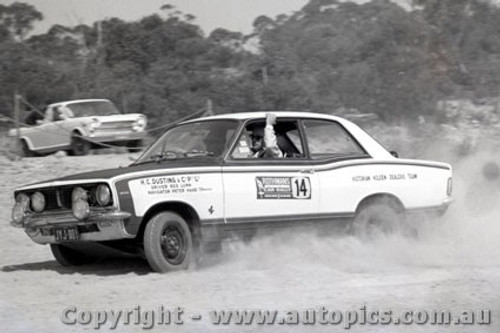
[88,118,101,134]
[12,203,26,224]
[72,198,90,220]
[30,191,46,212]
[96,184,111,206]
[72,187,87,202]
[11,193,30,225]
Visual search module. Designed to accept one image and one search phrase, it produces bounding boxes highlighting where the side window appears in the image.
[230,131,253,158]
[303,120,365,159]
[230,120,305,159]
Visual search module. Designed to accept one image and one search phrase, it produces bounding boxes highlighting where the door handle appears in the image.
[299,169,314,174]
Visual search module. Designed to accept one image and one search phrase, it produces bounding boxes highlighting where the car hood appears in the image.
[16,157,223,190]
[79,113,144,123]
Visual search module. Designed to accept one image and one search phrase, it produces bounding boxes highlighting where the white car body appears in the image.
[10,112,452,271]
[8,99,147,155]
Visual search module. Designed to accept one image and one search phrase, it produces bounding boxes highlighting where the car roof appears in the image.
[192,111,347,123]
[48,99,111,107]
[188,111,396,160]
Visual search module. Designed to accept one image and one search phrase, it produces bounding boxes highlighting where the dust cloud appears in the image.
[206,146,500,276]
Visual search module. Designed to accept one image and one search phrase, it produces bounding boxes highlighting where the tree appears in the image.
[0,2,42,41]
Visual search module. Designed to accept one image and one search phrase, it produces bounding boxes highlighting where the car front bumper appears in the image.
[88,130,146,143]
[12,210,135,244]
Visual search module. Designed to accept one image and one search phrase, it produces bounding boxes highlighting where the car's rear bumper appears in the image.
[406,198,453,218]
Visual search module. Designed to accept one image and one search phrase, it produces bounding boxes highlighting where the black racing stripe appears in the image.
[222,160,451,174]
[112,169,221,183]
[316,161,451,172]
[54,158,224,182]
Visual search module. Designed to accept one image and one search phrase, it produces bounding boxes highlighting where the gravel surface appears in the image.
[0,152,499,332]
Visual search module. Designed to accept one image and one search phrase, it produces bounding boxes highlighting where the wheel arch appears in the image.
[355,193,406,214]
[19,136,35,150]
[71,127,86,137]
[137,201,201,244]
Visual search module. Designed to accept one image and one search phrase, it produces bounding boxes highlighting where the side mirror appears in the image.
[390,151,399,158]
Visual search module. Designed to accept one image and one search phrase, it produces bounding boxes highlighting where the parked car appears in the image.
[8,99,147,156]
[10,112,452,272]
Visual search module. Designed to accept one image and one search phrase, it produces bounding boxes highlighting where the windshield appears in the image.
[66,101,120,117]
[135,119,239,163]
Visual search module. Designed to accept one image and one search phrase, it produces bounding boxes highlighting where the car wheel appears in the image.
[127,140,143,153]
[351,198,404,238]
[69,134,90,156]
[19,140,36,157]
[143,212,193,273]
[50,244,96,266]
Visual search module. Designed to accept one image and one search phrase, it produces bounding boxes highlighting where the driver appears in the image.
[250,113,283,158]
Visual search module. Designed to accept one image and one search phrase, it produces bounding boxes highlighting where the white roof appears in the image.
[196,111,347,122]
[192,111,394,159]
[48,99,111,107]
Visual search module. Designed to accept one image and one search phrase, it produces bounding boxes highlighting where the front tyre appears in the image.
[69,134,90,156]
[143,212,192,273]
[50,244,96,266]
[127,140,143,153]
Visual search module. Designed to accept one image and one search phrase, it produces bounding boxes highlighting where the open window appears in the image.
[230,119,305,159]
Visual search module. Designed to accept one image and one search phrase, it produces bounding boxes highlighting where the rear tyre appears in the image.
[351,197,404,238]
[143,212,193,273]
[50,244,96,266]
[69,134,90,156]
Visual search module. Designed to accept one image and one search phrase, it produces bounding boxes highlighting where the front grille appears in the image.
[98,121,135,132]
[43,190,60,210]
[17,183,112,213]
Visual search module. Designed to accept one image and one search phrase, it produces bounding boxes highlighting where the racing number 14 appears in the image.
[292,177,311,199]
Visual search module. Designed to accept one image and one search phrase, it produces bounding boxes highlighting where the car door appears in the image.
[301,118,371,216]
[222,118,319,224]
[26,106,70,151]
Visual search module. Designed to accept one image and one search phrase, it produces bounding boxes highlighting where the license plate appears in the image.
[54,227,79,242]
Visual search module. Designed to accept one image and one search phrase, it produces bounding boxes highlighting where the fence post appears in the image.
[206,99,213,116]
[13,92,21,155]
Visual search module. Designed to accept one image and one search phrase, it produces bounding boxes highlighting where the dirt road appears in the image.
[1,153,499,332]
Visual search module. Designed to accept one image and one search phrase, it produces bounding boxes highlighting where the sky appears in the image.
[0,0,310,36]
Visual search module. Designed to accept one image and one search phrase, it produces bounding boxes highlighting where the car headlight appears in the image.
[96,184,111,206]
[72,198,90,220]
[11,193,30,225]
[132,116,147,132]
[30,192,46,212]
[88,118,101,134]
[72,187,87,203]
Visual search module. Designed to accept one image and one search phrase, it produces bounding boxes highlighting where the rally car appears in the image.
[8,99,147,156]
[10,112,453,272]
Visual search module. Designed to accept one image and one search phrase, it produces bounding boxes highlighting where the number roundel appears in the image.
[291,177,311,199]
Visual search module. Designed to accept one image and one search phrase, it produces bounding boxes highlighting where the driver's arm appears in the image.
[264,113,283,158]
